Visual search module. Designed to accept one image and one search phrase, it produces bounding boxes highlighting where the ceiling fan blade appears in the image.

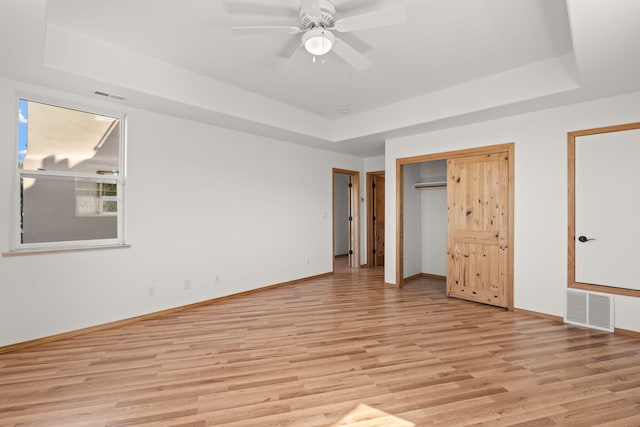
[300,0,322,19]
[332,37,371,71]
[223,1,297,18]
[334,5,406,33]
[283,44,307,69]
[231,26,302,35]
[338,32,372,53]
[333,0,386,15]
[277,37,305,59]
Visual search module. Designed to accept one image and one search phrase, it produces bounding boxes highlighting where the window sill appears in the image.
[2,244,131,257]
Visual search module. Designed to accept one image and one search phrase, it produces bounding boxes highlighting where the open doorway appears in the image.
[333,168,360,270]
[401,161,447,280]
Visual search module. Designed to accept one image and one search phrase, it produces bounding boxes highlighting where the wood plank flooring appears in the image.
[1,260,640,426]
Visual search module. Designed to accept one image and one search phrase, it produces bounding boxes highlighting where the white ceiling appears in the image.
[45,0,573,118]
[1,0,639,157]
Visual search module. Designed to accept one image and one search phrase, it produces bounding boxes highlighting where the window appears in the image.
[15,98,125,250]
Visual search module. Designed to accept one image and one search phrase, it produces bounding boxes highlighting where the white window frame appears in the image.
[11,94,127,252]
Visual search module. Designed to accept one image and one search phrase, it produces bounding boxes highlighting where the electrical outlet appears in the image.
[214,274,221,284]
[184,279,191,290]
[147,285,156,297]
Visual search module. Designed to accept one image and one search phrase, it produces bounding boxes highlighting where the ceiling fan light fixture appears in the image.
[303,27,334,56]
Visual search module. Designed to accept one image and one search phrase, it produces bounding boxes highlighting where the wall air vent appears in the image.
[565,289,614,332]
[94,90,126,101]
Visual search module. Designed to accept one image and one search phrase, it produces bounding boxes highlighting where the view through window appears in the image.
[17,99,124,248]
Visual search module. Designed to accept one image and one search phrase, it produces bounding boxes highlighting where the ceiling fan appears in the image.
[230,0,406,71]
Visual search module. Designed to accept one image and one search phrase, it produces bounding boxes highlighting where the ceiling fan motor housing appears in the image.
[300,0,336,29]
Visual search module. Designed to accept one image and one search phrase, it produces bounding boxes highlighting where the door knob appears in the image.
[578,235,595,242]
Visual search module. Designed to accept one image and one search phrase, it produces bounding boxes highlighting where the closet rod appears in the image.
[414,181,447,189]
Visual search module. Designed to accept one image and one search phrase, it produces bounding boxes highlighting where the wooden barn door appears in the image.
[447,151,510,308]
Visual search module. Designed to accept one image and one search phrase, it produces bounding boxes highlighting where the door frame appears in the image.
[366,171,385,267]
[333,168,360,271]
[568,121,640,298]
[395,143,514,310]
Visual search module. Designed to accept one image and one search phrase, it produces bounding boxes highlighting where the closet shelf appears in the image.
[414,181,447,189]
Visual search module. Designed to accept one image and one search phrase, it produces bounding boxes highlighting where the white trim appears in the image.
[4,243,130,257]
[16,238,123,251]
[15,90,125,124]
[118,114,127,247]
[11,96,22,252]
[20,169,119,182]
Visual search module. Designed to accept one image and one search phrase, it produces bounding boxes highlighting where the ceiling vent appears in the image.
[565,289,614,332]
[94,90,125,101]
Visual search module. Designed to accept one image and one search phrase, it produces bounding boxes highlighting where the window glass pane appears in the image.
[75,179,101,215]
[19,99,120,174]
[18,99,27,169]
[102,200,118,214]
[101,182,117,197]
[15,98,123,249]
[21,175,117,244]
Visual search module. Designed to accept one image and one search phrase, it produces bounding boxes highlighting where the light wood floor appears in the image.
[2,261,640,426]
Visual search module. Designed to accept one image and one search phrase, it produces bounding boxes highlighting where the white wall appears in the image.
[0,76,365,347]
[364,155,385,172]
[403,163,422,278]
[385,90,640,332]
[420,161,447,276]
[421,188,447,276]
[333,173,349,256]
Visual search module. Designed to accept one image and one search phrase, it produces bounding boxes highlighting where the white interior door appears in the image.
[575,128,640,289]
